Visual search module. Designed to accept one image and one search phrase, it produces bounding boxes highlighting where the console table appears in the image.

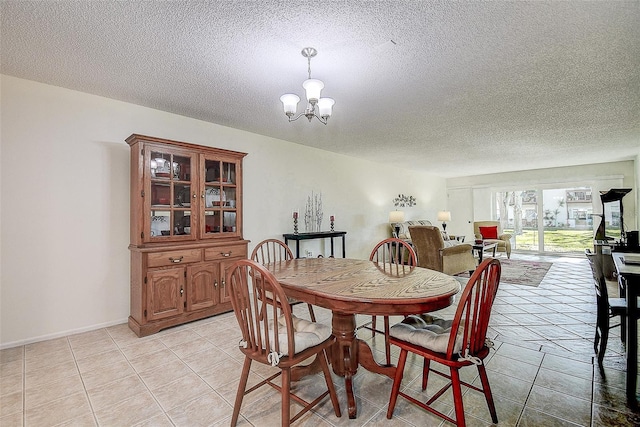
[283,231,347,258]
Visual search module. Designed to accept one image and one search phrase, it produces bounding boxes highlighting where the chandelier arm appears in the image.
[313,113,328,125]
[286,112,306,122]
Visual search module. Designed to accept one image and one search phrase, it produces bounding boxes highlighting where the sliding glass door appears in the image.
[496,190,539,251]
[542,188,594,252]
[496,187,594,253]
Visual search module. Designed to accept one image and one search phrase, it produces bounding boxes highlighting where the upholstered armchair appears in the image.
[408,225,476,276]
[389,219,433,240]
[473,221,512,258]
[389,220,432,261]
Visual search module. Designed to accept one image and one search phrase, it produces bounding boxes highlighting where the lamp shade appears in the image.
[317,98,335,118]
[280,94,300,115]
[302,79,324,102]
[389,210,405,223]
[437,211,451,222]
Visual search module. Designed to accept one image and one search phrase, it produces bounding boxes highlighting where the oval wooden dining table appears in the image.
[265,257,462,418]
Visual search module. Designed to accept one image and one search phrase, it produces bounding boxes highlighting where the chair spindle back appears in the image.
[251,239,294,265]
[585,250,608,300]
[369,238,417,274]
[446,258,501,359]
[227,259,295,363]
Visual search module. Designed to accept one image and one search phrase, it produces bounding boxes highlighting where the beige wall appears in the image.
[0,75,446,347]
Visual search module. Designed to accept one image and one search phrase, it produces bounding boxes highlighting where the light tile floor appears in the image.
[2,253,640,426]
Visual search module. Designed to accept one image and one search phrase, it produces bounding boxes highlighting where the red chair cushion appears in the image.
[479,226,498,239]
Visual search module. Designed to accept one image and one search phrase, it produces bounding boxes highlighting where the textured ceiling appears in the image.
[1,1,639,178]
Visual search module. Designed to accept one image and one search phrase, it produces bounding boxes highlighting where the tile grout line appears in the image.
[70,332,112,427]
[105,327,176,426]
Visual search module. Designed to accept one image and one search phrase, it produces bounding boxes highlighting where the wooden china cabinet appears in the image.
[127,134,248,337]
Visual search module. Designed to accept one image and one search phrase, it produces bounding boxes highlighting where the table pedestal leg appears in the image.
[356,340,396,378]
[331,312,359,418]
[329,312,397,418]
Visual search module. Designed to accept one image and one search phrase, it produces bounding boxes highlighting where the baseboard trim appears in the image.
[0,318,129,350]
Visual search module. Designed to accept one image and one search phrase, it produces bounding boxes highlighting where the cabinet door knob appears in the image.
[214,280,218,288]
[180,287,184,296]
[169,256,183,263]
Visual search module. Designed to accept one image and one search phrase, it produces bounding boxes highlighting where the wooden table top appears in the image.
[266,257,462,316]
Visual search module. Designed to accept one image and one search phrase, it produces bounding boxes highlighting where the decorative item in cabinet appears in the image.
[127,134,248,337]
[223,187,236,208]
[205,187,222,207]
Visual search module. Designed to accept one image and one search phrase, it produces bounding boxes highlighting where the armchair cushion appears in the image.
[442,243,473,256]
[478,226,498,240]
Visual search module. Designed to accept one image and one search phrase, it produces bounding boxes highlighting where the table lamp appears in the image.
[437,211,451,232]
[389,210,405,237]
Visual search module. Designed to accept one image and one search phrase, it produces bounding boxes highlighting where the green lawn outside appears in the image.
[504,228,594,252]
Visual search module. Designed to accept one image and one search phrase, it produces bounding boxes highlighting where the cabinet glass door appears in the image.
[202,158,238,237]
[148,149,195,241]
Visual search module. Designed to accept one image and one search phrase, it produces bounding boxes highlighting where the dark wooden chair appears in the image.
[226,259,341,426]
[585,249,639,367]
[251,239,316,321]
[386,258,501,427]
[365,238,417,365]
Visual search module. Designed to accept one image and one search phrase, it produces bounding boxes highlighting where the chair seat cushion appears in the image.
[269,315,331,355]
[390,314,462,353]
[609,298,627,311]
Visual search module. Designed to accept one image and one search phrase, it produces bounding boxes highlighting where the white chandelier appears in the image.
[280,47,335,125]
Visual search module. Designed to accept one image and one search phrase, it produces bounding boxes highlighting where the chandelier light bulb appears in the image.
[317,98,335,118]
[302,79,324,103]
[280,94,300,116]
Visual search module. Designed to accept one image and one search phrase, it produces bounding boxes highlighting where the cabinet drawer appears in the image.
[205,244,247,261]
[147,249,202,268]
